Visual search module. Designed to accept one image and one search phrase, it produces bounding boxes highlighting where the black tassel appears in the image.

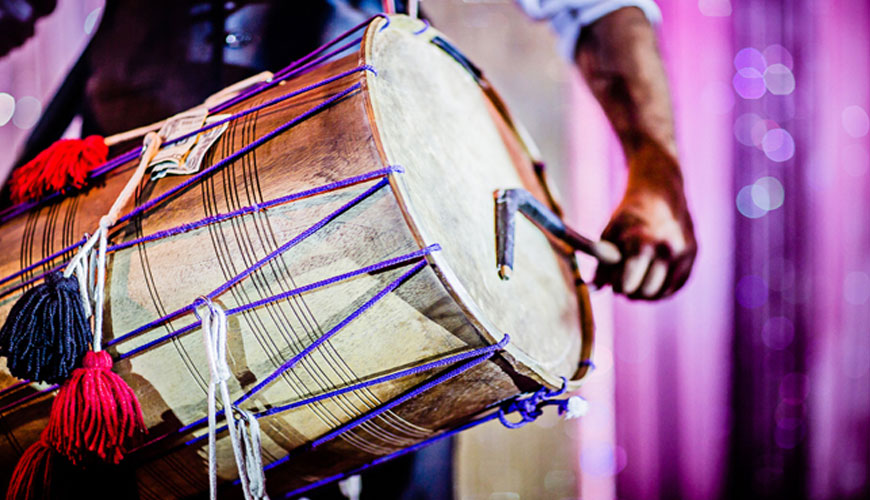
[0,271,91,383]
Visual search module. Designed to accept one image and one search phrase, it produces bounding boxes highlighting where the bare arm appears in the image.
[575,7,696,300]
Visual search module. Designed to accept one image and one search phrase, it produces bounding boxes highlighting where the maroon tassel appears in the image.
[5,432,72,500]
[44,351,145,465]
[10,136,108,203]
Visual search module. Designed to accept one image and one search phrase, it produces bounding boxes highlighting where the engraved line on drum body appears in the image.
[216,107,404,456]
[40,197,60,272]
[223,104,382,453]
[61,195,80,254]
[133,182,212,398]
[241,95,434,446]
[202,113,352,454]
[202,109,383,455]
[19,204,39,288]
[233,101,424,450]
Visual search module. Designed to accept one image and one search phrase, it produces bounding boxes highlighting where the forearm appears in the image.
[576,7,696,299]
[575,7,678,167]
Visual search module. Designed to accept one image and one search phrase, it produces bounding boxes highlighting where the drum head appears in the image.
[363,16,583,386]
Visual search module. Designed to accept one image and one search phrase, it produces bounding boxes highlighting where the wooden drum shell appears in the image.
[0,16,586,497]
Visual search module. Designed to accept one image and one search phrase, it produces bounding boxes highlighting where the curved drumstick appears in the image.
[495,188,620,280]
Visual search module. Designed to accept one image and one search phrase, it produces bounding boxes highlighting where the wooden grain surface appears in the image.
[0,16,587,497]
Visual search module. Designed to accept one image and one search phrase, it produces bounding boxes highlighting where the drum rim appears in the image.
[359,15,586,392]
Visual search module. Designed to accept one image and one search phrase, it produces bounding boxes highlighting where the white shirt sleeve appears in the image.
[515,0,662,59]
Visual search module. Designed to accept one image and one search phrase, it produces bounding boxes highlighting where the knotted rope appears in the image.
[196,298,269,500]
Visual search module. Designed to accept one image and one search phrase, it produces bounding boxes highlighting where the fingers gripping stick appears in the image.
[495,188,620,280]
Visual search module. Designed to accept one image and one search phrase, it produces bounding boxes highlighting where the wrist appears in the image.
[626,140,685,205]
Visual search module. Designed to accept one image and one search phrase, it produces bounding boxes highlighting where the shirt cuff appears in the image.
[517,0,662,60]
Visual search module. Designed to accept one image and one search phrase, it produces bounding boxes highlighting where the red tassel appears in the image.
[44,351,145,465]
[6,432,72,500]
[10,136,108,204]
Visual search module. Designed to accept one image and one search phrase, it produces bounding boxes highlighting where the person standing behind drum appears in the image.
[6,0,695,303]
[1,0,695,498]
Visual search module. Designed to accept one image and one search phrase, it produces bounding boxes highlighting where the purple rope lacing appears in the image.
[234,260,428,406]
[0,383,58,414]
[212,13,389,113]
[108,164,396,255]
[0,168,404,411]
[111,177,397,357]
[0,165,397,302]
[0,235,86,289]
[413,19,430,35]
[115,243,437,360]
[122,246,439,453]
[280,376,575,499]
[105,173,395,348]
[260,337,511,477]
[116,83,362,225]
[186,335,510,446]
[0,11,384,226]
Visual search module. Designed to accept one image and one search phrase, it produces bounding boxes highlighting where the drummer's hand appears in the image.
[593,141,696,300]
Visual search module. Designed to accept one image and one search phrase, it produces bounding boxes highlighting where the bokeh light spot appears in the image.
[774,423,806,449]
[764,64,796,95]
[12,96,41,130]
[0,92,14,126]
[736,274,769,308]
[734,47,766,72]
[843,271,870,305]
[734,113,763,146]
[762,316,794,350]
[752,176,785,210]
[733,67,766,99]
[698,0,732,16]
[736,185,767,218]
[763,44,794,69]
[841,105,870,138]
[780,373,809,403]
[775,401,805,430]
[762,128,796,162]
[580,442,628,477]
[751,119,779,147]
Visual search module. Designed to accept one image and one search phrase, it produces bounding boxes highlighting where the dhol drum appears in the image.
[0,15,596,498]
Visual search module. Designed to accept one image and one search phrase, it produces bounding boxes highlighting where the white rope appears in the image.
[234,407,270,500]
[61,132,162,350]
[198,298,269,500]
[92,221,108,351]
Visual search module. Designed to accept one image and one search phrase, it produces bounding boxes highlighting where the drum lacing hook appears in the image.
[497,377,588,428]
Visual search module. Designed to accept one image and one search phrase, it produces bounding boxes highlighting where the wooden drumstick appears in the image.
[495,188,621,280]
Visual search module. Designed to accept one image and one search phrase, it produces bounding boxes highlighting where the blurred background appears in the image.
[1,1,868,499]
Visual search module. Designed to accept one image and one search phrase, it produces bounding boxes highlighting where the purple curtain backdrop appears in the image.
[569,1,870,499]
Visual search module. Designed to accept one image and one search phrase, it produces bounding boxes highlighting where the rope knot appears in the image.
[196,297,232,383]
[497,377,586,429]
[82,350,113,370]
